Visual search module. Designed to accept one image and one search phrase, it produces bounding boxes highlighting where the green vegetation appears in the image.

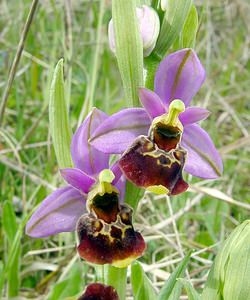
[0,0,249,299]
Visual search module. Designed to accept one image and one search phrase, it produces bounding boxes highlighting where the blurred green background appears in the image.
[0,0,249,299]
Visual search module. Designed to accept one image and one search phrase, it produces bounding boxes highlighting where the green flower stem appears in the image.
[104,265,127,300]
[144,54,161,90]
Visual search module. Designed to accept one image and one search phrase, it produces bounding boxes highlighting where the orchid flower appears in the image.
[26,108,145,268]
[90,49,223,193]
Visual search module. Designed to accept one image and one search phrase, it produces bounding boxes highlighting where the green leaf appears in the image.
[158,251,192,300]
[2,201,20,297]
[2,201,18,243]
[49,59,73,168]
[0,204,33,298]
[179,279,201,300]
[180,4,198,49]
[112,0,143,107]
[47,266,82,300]
[131,262,157,300]
[124,181,145,212]
[155,0,192,57]
[201,220,250,300]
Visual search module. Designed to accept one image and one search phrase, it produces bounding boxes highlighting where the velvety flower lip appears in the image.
[77,174,146,267]
[119,135,188,195]
[78,283,119,300]
[90,49,223,179]
[26,108,125,238]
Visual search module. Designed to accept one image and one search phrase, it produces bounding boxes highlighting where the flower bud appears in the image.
[202,220,250,300]
[108,5,160,57]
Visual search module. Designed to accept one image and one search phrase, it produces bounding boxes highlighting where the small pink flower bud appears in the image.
[108,5,160,57]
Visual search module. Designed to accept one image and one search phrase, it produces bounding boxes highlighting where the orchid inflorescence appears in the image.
[26,2,223,299]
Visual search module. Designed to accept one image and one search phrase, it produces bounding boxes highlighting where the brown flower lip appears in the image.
[78,283,119,300]
[119,135,188,195]
[77,203,146,268]
[77,183,146,268]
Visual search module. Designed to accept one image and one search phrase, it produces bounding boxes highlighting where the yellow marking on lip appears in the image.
[146,185,169,195]
[112,256,139,268]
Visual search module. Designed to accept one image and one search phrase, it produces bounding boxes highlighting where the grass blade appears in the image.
[2,202,20,297]
[179,278,201,300]
[131,262,157,300]
[158,251,192,300]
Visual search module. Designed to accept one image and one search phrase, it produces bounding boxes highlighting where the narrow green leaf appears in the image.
[155,0,192,57]
[47,265,82,300]
[179,279,201,300]
[2,202,20,297]
[112,0,143,107]
[180,4,198,49]
[158,251,192,300]
[7,247,20,297]
[131,262,157,300]
[49,59,73,168]
[2,202,18,243]
[0,206,36,297]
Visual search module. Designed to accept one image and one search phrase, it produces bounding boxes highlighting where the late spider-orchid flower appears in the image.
[25,108,121,238]
[26,108,145,268]
[90,49,223,194]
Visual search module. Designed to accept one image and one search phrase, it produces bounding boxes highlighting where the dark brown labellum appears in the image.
[78,283,119,300]
[119,136,188,195]
[77,203,146,267]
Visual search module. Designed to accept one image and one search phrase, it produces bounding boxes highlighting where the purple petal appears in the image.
[26,186,86,238]
[179,107,210,125]
[139,88,166,119]
[60,168,95,193]
[90,108,151,154]
[154,48,206,107]
[71,108,110,176]
[110,161,122,184]
[181,124,223,178]
[111,161,126,201]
